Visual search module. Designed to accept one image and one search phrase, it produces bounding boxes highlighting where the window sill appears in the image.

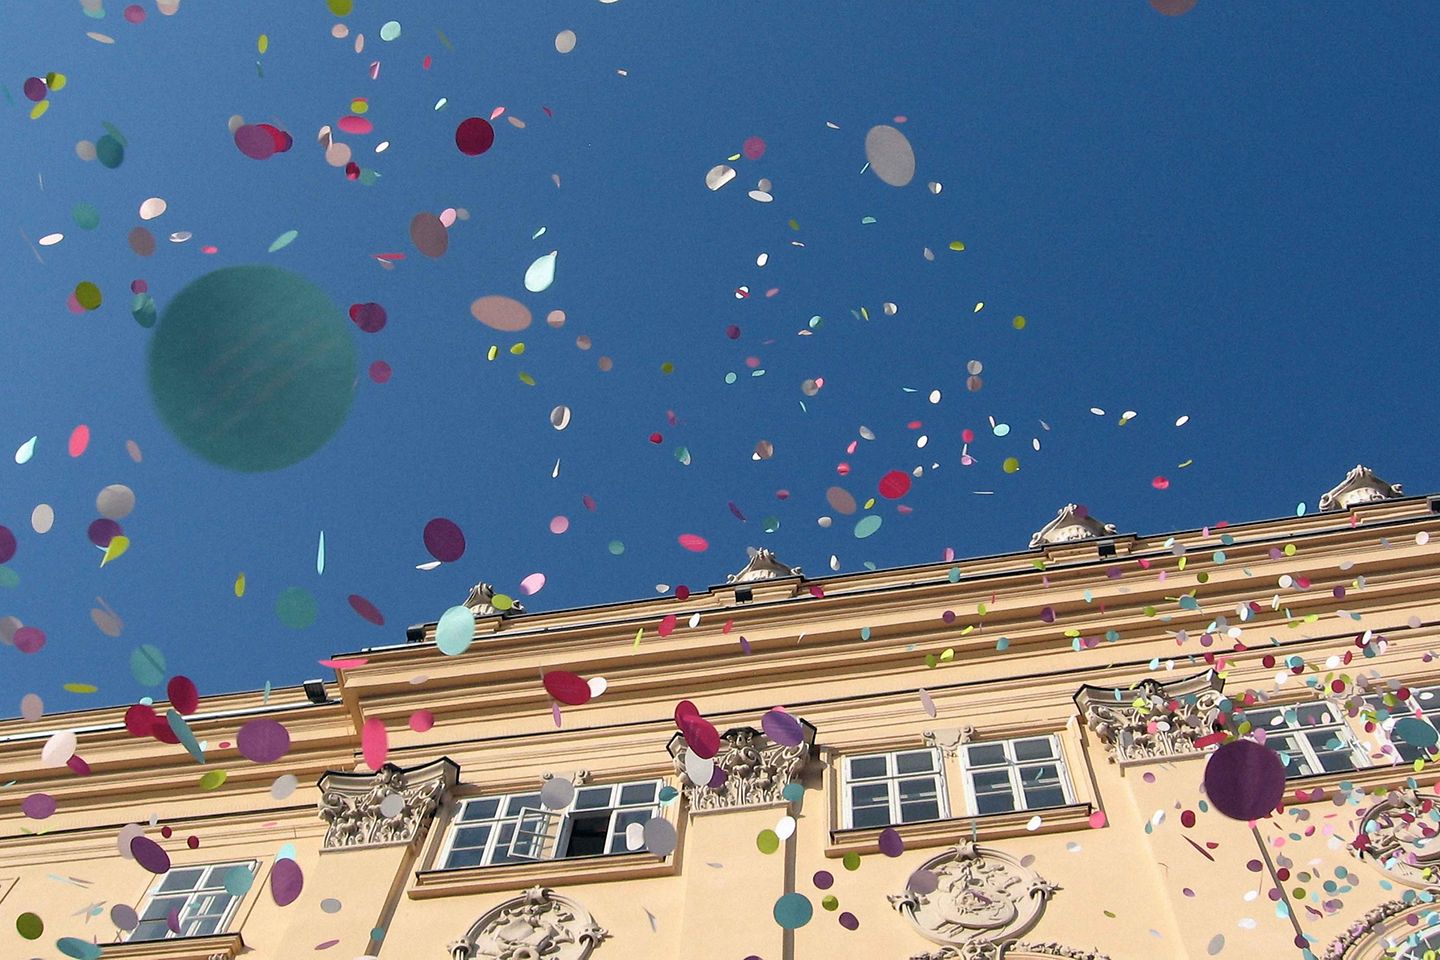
[102,932,244,960]
[1282,762,1438,804]
[411,851,676,898]
[826,802,1094,858]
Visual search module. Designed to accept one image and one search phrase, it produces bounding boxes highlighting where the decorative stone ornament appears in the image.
[1028,504,1118,550]
[889,843,1059,956]
[1351,788,1440,888]
[1322,897,1429,959]
[667,723,813,810]
[726,546,803,583]
[922,726,977,758]
[463,581,527,617]
[448,886,608,960]
[317,757,458,850]
[1319,464,1404,512]
[909,944,1111,960]
[1073,671,1225,764]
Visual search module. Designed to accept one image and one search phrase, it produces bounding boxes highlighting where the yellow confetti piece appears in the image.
[518,372,536,385]
[199,770,228,790]
[727,153,741,162]
[487,345,498,361]
[509,343,525,355]
[633,627,644,650]
[46,72,67,91]
[258,34,269,53]
[1012,315,1027,329]
[234,573,246,597]
[30,100,50,120]
[100,535,130,566]
[863,497,876,509]
[63,683,97,694]
[948,241,965,251]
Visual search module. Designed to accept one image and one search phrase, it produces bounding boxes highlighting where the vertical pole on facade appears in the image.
[1250,824,1308,953]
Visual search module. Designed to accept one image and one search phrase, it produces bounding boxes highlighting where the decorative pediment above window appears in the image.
[463,581,527,617]
[1351,788,1440,888]
[888,843,1059,958]
[1028,504,1117,550]
[447,886,608,960]
[1073,671,1225,764]
[318,757,458,850]
[726,547,803,583]
[1319,464,1404,512]
[667,722,815,810]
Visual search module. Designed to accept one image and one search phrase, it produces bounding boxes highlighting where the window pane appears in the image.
[504,793,543,816]
[491,822,523,864]
[157,869,204,894]
[608,808,652,853]
[444,847,486,869]
[574,786,615,810]
[619,782,658,805]
[975,791,1016,815]
[894,751,935,774]
[565,811,611,858]
[451,824,492,850]
[850,803,892,828]
[897,777,938,804]
[851,782,890,807]
[965,744,1007,767]
[190,916,221,936]
[140,896,186,922]
[131,919,171,942]
[1294,703,1333,727]
[459,798,501,821]
[972,769,1012,794]
[899,799,940,823]
[1012,738,1056,762]
[848,755,887,780]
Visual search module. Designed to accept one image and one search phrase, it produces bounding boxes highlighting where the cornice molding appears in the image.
[99,932,244,960]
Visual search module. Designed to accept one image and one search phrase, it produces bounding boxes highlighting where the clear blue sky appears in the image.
[3,1,1437,714]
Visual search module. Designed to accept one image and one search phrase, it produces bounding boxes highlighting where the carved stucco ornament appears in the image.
[463,581,527,617]
[889,843,1062,959]
[1028,504,1118,550]
[318,757,458,850]
[448,886,608,960]
[1322,896,1433,960]
[726,547,803,583]
[1319,464,1404,512]
[668,724,812,810]
[1073,670,1225,764]
[1351,788,1440,888]
[908,944,1112,960]
[923,726,977,758]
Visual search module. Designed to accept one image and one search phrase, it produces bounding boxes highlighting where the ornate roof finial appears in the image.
[726,547,803,584]
[1319,465,1404,512]
[462,581,526,617]
[1028,503,1118,549]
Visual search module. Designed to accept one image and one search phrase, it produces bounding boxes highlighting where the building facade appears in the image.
[2,465,1439,960]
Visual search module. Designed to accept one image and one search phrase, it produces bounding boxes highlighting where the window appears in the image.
[1365,687,1440,764]
[1246,702,1361,777]
[841,749,946,829]
[958,735,1072,815]
[439,780,662,869]
[128,861,256,942]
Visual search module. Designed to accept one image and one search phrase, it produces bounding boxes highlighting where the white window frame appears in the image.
[436,779,663,869]
[126,860,257,943]
[956,734,1074,817]
[1365,686,1440,764]
[1247,701,1364,778]
[839,748,949,830]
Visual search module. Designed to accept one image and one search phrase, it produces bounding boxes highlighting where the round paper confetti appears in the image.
[555,29,577,53]
[275,587,318,629]
[761,709,804,747]
[21,793,57,819]
[237,718,291,763]
[519,572,547,595]
[1203,739,1285,821]
[865,125,916,187]
[643,816,677,856]
[435,605,474,656]
[270,857,304,906]
[423,518,466,562]
[96,484,136,519]
[455,117,496,156]
[773,892,814,929]
[148,267,357,472]
[131,834,171,874]
[853,515,882,538]
[678,533,709,552]
[543,671,592,706]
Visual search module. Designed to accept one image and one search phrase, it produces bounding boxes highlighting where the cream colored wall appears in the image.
[0,498,1436,960]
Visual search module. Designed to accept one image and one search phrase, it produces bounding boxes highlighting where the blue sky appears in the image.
[2,1,1437,713]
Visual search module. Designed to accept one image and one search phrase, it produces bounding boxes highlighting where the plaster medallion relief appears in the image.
[1351,788,1440,888]
[1073,670,1224,764]
[318,757,458,850]
[669,724,811,811]
[922,726,976,758]
[889,842,1058,958]
[447,886,608,960]
[1322,897,1428,959]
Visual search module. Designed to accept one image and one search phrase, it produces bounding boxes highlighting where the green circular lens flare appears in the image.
[148,266,357,471]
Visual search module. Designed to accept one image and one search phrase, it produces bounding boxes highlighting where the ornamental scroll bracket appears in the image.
[1350,788,1440,889]
[1319,464,1404,512]
[317,756,458,850]
[888,842,1060,959]
[447,886,608,960]
[667,722,814,811]
[1073,670,1225,765]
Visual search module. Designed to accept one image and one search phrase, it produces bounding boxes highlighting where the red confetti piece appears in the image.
[361,717,388,770]
[1152,476,1170,490]
[347,594,386,626]
[658,614,677,637]
[318,657,368,669]
[543,671,592,706]
[878,470,911,499]
[68,424,90,457]
[167,676,199,715]
[678,533,709,552]
[454,117,495,156]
